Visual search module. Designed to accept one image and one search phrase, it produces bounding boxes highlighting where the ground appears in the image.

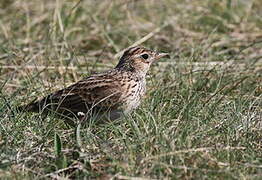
[0,0,261,179]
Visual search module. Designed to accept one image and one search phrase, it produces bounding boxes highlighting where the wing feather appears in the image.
[22,71,124,118]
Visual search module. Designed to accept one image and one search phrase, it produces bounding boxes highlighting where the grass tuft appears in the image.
[0,0,261,179]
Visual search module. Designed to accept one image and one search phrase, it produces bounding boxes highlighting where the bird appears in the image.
[19,46,169,123]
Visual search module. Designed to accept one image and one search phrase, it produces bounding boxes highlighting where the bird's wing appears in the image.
[34,72,124,115]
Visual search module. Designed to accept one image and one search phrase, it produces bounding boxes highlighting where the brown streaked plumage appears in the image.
[19,46,169,122]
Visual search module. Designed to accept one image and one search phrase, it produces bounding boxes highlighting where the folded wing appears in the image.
[20,72,123,118]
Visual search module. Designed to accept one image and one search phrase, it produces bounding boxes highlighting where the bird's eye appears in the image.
[141,54,149,60]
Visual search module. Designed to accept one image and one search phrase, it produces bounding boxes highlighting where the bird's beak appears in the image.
[155,52,170,60]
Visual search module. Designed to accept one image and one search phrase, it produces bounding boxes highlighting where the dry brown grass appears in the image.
[0,0,261,179]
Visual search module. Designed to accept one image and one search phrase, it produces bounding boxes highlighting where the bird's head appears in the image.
[115,46,169,76]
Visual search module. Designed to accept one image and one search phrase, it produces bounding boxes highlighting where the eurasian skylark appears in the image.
[20,46,169,122]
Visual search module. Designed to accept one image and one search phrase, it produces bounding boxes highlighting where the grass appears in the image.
[0,0,261,179]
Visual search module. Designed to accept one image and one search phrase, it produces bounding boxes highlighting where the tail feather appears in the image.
[17,96,51,113]
[17,93,91,119]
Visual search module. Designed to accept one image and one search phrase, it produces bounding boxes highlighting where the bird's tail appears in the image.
[17,97,50,113]
[17,98,39,112]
